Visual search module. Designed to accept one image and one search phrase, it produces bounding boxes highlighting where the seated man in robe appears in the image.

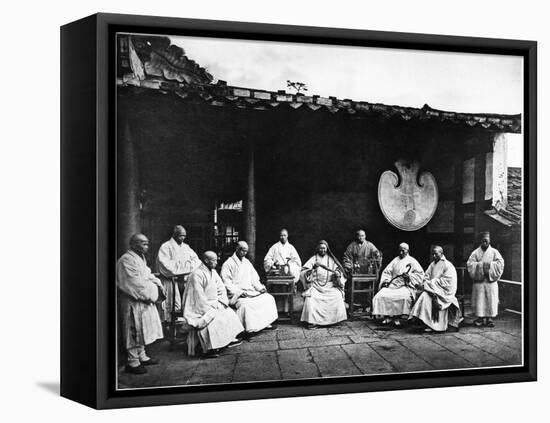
[182,251,244,358]
[409,245,462,333]
[343,229,382,274]
[117,234,164,374]
[467,231,505,327]
[372,242,424,327]
[263,228,302,280]
[221,241,278,335]
[300,240,347,328]
[156,225,201,323]
[263,228,302,312]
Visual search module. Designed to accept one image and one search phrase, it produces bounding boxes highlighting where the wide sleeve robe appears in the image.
[221,254,265,302]
[221,254,278,332]
[409,257,461,331]
[342,241,382,273]
[116,251,164,349]
[156,240,201,320]
[299,254,347,325]
[373,255,424,317]
[182,264,244,350]
[467,246,504,318]
[156,240,200,278]
[263,242,302,282]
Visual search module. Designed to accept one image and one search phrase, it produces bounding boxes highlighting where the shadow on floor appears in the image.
[36,381,60,396]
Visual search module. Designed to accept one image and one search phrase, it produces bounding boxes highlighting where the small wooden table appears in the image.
[349,273,377,318]
[266,275,296,321]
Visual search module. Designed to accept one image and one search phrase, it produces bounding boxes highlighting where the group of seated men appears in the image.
[116,226,504,374]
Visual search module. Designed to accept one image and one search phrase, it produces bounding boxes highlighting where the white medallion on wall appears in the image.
[378,160,438,231]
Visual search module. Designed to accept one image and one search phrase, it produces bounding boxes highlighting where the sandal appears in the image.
[485,319,495,328]
[381,318,392,325]
[473,318,484,327]
[393,320,402,327]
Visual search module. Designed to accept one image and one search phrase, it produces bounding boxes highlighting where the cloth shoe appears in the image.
[125,364,147,374]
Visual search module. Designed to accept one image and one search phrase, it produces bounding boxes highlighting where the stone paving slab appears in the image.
[248,330,278,342]
[277,348,320,379]
[221,340,279,354]
[349,334,381,344]
[328,326,357,336]
[118,313,523,389]
[481,331,522,351]
[303,328,332,338]
[453,333,522,364]
[341,343,395,374]
[232,351,281,382]
[428,334,507,368]
[368,339,432,372]
[187,354,236,385]
[279,335,352,350]
[309,345,361,377]
[276,326,305,340]
[395,337,472,370]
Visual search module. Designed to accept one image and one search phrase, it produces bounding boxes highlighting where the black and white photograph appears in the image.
[4,0,548,418]
[115,30,526,390]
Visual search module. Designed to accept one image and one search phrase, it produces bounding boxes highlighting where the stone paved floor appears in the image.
[117,312,522,389]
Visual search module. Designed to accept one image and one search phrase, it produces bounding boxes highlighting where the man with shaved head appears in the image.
[372,242,424,327]
[156,225,200,323]
[117,233,164,374]
[467,232,504,327]
[342,229,382,274]
[263,229,302,282]
[221,241,278,335]
[409,246,462,333]
[182,250,244,357]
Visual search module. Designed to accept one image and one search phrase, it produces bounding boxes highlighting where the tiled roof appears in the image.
[117,34,521,133]
[507,167,522,218]
[118,34,213,85]
[118,76,521,132]
[484,167,522,226]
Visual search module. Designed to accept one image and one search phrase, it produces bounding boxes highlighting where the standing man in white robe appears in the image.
[117,234,164,374]
[182,251,244,358]
[263,228,302,281]
[156,225,201,323]
[409,246,462,333]
[467,231,505,327]
[372,242,424,327]
[300,240,347,328]
[221,241,278,335]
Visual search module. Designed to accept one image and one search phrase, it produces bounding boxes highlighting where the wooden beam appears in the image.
[243,138,256,264]
[117,118,141,257]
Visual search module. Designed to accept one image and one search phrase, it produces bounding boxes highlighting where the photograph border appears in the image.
[61,12,537,409]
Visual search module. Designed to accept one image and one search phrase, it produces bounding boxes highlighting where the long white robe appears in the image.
[300,254,347,325]
[263,241,302,282]
[117,250,164,350]
[182,264,244,351]
[221,254,278,332]
[409,256,462,331]
[373,255,424,317]
[467,246,504,318]
[156,239,200,321]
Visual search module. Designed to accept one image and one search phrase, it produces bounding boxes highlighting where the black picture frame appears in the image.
[60,12,537,409]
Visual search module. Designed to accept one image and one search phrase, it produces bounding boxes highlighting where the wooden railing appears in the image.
[456,267,522,315]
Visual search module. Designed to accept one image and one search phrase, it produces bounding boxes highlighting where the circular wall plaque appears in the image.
[378,161,438,231]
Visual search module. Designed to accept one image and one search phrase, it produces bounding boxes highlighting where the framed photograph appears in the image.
[60,13,536,409]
